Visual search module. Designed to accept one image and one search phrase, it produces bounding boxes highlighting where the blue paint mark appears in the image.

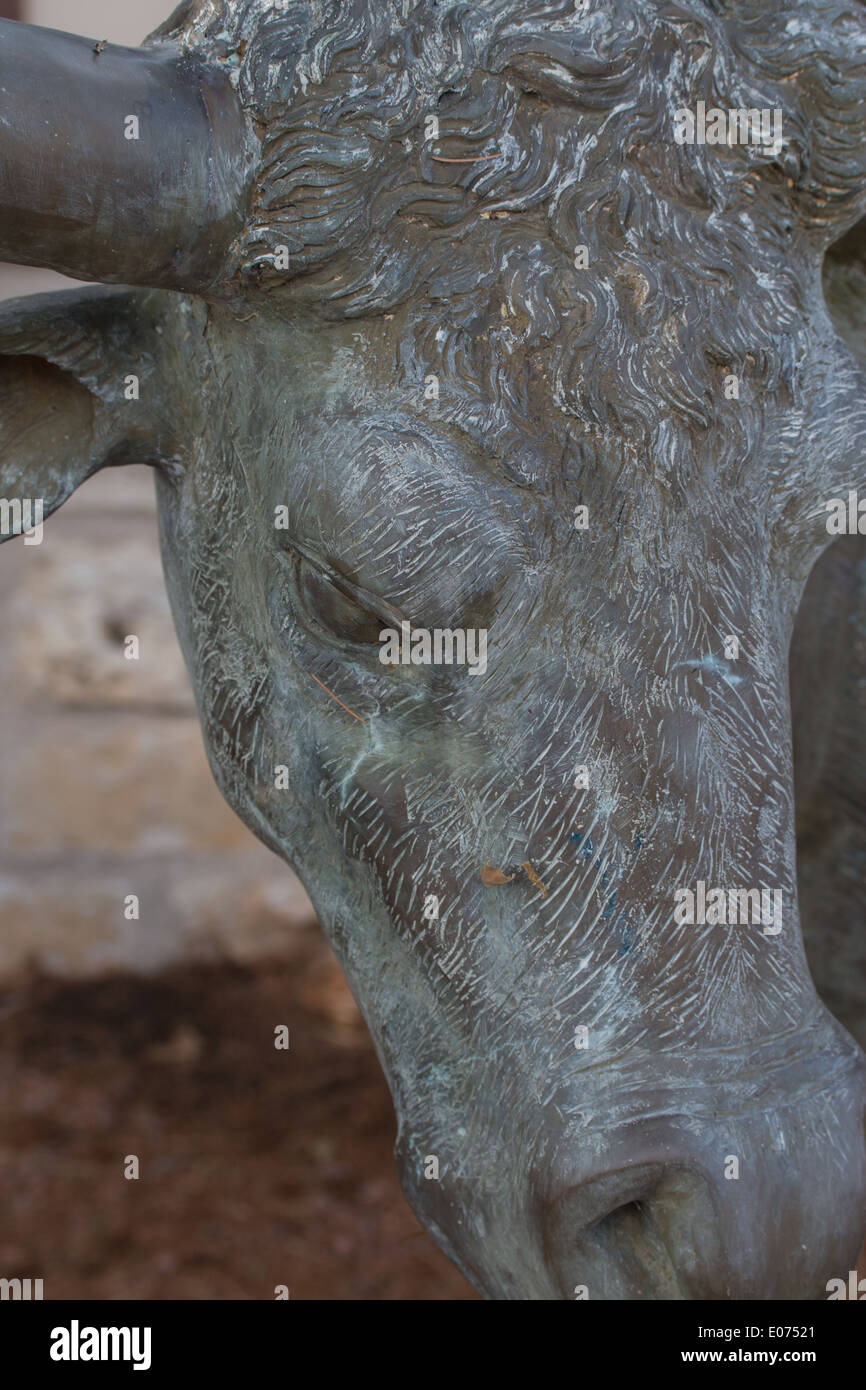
[675,654,746,688]
[618,917,634,956]
[603,890,618,921]
[571,832,582,846]
[633,833,643,852]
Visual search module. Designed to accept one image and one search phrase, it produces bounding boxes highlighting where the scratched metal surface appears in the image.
[1,0,866,1299]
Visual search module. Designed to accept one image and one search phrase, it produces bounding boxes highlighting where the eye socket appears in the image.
[282,540,408,650]
[298,560,384,645]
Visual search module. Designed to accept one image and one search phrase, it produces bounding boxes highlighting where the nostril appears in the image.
[541,1088,866,1299]
[548,1163,667,1234]
[587,1197,646,1237]
[544,1164,715,1300]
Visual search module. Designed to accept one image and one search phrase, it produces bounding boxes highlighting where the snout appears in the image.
[543,1062,866,1300]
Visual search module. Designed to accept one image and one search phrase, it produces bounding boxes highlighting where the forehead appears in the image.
[196,310,543,563]
[287,414,533,541]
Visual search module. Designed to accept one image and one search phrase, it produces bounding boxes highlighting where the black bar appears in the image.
[0,1299,863,1375]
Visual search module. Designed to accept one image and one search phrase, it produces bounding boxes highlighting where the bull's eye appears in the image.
[298,561,383,645]
[282,540,408,649]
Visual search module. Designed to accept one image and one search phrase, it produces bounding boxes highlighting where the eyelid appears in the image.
[285,538,410,632]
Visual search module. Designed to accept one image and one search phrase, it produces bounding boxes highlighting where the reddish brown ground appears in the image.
[0,929,476,1300]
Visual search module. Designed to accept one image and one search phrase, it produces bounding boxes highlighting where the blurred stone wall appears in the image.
[27,0,168,45]
[0,0,318,979]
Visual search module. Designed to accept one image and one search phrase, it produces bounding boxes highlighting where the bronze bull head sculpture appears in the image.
[2,0,866,1300]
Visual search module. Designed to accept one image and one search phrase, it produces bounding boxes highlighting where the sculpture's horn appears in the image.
[0,20,255,292]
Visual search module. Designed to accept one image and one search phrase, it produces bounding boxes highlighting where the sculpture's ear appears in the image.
[0,286,191,537]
